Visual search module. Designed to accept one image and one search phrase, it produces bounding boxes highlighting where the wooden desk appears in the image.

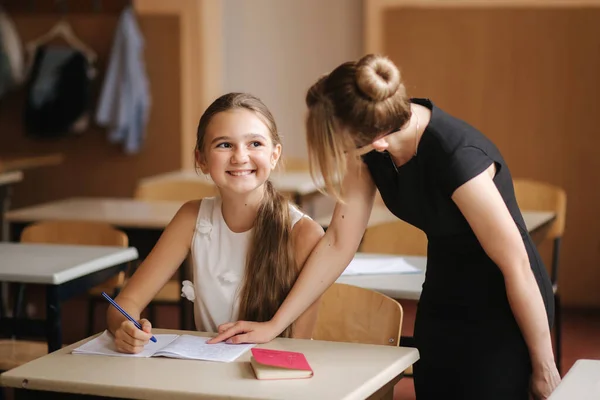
[139,169,323,205]
[549,359,600,400]
[0,243,139,352]
[0,329,419,400]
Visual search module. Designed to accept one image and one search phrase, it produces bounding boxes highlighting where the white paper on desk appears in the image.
[342,256,421,275]
[72,331,253,363]
[153,335,255,363]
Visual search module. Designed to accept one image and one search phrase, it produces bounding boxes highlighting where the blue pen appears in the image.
[101,292,157,343]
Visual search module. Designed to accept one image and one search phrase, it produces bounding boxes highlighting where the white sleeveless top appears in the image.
[189,197,306,332]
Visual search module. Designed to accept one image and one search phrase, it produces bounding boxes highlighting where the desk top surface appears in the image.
[549,359,600,400]
[7,197,183,229]
[0,329,419,400]
[0,243,139,284]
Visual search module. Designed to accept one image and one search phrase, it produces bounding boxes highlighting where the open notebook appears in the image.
[72,330,254,363]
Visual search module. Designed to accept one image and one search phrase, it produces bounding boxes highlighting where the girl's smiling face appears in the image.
[197,109,281,195]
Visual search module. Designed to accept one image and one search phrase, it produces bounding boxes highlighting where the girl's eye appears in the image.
[216,143,231,148]
[250,141,263,147]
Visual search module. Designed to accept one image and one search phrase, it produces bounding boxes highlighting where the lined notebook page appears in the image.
[72,331,179,358]
[153,335,255,362]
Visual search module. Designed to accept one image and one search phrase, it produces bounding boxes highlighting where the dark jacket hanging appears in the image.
[23,45,94,138]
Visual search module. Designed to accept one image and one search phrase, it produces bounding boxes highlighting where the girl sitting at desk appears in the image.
[106,92,324,353]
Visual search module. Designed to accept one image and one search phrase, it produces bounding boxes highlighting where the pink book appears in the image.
[250,348,314,380]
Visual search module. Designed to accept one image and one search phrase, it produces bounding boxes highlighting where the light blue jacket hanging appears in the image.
[95,6,150,154]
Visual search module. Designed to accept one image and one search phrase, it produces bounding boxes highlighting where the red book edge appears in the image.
[251,348,313,372]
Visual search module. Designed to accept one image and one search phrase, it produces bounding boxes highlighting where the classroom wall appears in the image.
[222,0,363,159]
[365,0,600,308]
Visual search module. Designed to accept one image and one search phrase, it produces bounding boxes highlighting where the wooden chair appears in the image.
[359,218,427,375]
[133,178,215,329]
[360,219,428,257]
[133,178,217,202]
[0,220,128,372]
[313,283,403,347]
[513,178,567,373]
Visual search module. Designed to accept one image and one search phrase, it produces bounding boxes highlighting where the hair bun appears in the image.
[356,54,400,102]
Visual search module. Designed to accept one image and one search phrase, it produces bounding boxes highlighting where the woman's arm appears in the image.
[107,200,200,335]
[209,156,377,344]
[452,165,560,398]
[288,217,325,339]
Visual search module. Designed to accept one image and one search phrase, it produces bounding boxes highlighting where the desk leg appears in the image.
[46,286,62,353]
[0,185,12,318]
[400,335,416,376]
[0,184,12,242]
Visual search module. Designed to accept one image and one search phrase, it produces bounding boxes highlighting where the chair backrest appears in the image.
[134,179,217,202]
[360,219,427,256]
[313,283,403,346]
[513,178,567,239]
[21,220,128,247]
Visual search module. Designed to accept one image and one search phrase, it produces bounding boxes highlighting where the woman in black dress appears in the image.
[210,54,560,399]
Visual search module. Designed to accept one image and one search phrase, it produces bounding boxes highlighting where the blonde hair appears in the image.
[305,54,412,201]
[196,93,298,338]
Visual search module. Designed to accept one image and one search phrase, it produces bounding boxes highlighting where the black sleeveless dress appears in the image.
[362,98,554,400]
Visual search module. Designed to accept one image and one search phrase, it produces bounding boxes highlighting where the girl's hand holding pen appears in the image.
[114,318,154,354]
